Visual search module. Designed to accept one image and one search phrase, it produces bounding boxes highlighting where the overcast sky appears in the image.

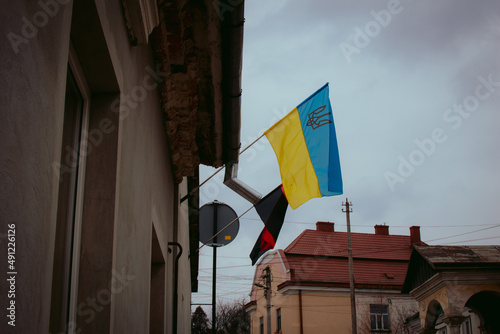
[192,0,500,309]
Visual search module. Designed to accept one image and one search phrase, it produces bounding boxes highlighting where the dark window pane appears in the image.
[383,314,389,329]
[277,308,281,330]
[370,304,390,330]
[50,66,84,333]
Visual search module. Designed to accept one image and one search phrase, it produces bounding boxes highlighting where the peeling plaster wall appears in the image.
[151,0,224,181]
[419,282,500,330]
[357,294,418,333]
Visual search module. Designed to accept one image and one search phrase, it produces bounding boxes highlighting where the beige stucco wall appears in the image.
[419,283,500,330]
[249,253,289,333]
[251,289,417,334]
[0,0,193,333]
[250,278,352,332]
[293,292,351,333]
[249,253,352,333]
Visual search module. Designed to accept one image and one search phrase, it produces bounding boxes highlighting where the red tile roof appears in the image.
[285,229,413,261]
[279,228,418,290]
[284,255,409,288]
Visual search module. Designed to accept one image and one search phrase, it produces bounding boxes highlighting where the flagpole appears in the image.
[180,134,266,203]
[196,204,256,252]
[240,134,265,155]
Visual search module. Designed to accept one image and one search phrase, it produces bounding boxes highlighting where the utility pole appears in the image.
[263,266,272,334]
[211,202,219,334]
[342,198,357,334]
[211,245,217,334]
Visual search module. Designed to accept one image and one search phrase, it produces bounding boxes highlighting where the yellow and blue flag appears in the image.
[265,83,342,209]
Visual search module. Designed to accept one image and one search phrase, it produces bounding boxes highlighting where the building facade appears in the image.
[402,245,500,334]
[246,222,422,333]
[0,0,244,333]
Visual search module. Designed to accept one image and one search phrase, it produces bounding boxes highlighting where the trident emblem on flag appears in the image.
[306,105,332,130]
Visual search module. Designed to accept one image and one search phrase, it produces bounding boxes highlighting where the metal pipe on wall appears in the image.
[168,242,182,334]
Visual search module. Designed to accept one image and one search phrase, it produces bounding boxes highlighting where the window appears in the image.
[50,47,90,334]
[438,328,447,334]
[462,317,472,334]
[276,308,282,331]
[370,304,389,331]
[259,317,264,334]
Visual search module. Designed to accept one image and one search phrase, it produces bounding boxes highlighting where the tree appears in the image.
[213,299,250,334]
[358,298,418,334]
[192,306,210,334]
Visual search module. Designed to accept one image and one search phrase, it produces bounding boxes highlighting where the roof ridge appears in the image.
[284,251,412,260]
[295,228,414,237]
[284,229,309,252]
[284,230,413,261]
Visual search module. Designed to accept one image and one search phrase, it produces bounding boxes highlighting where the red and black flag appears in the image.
[250,185,289,265]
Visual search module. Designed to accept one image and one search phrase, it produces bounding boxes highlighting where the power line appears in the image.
[199,224,500,263]
[199,254,250,259]
[425,224,500,243]
[239,217,500,228]
[444,235,500,244]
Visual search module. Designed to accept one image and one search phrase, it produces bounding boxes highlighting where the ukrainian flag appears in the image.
[265,83,342,209]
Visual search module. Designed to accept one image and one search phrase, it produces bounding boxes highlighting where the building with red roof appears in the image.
[246,221,423,333]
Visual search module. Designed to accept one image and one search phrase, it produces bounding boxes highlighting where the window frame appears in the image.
[369,304,390,331]
[462,317,472,334]
[276,307,281,331]
[66,43,91,328]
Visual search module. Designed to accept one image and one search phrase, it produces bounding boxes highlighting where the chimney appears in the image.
[374,224,389,235]
[316,221,334,232]
[410,226,421,244]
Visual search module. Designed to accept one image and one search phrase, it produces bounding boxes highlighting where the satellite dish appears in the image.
[199,201,239,247]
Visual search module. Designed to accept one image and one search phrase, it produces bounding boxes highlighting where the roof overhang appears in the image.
[277,281,404,293]
[150,0,245,182]
[244,300,257,315]
[407,270,500,301]
[403,245,500,294]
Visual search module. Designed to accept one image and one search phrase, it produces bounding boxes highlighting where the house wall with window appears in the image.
[1,2,76,332]
[0,1,183,330]
[0,0,240,333]
[245,251,353,333]
[357,294,418,333]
